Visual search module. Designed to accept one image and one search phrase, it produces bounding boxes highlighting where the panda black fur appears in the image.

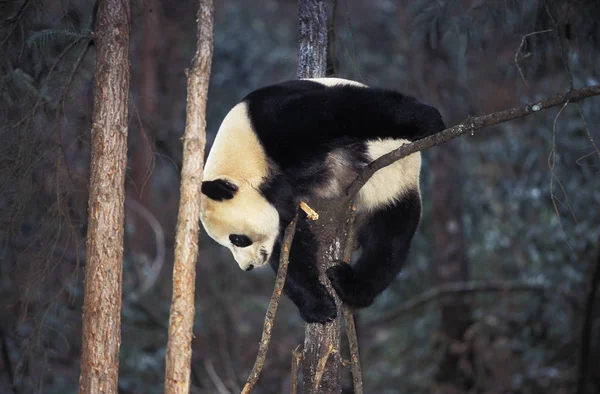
[200,78,445,323]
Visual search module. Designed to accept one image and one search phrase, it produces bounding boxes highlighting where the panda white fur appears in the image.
[200,78,445,323]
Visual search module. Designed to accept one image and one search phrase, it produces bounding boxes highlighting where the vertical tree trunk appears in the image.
[163,1,213,393]
[297,2,345,393]
[78,0,131,393]
[297,0,328,78]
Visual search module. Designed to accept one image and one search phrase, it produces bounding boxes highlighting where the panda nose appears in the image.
[245,264,254,272]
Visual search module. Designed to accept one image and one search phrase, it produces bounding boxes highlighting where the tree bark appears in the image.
[297,1,345,393]
[78,0,131,393]
[163,1,213,393]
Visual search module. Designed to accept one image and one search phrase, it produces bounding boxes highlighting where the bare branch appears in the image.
[347,84,600,198]
[204,359,233,394]
[548,101,574,247]
[0,0,31,28]
[241,214,298,394]
[125,197,166,298]
[514,29,554,85]
[164,1,213,393]
[368,281,580,327]
[576,103,600,163]
[340,207,363,394]
[290,346,302,394]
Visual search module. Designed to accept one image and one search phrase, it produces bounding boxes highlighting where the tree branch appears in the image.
[340,207,363,394]
[241,214,298,394]
[290,345,302,394]
[347,85,600,198]
[164,1,213,393]
[368,281,580,328]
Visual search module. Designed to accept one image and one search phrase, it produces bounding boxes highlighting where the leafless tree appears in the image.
[78,0,131,393]
[163,0,213,393]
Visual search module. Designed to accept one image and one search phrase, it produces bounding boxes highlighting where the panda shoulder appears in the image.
[302,77,368,89]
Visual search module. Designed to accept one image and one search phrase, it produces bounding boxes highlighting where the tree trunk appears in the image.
[297,2,345,393]
[78,0,131,393]
[163,1,213,393]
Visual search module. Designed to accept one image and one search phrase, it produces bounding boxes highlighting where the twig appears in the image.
[576,103,600,163]
[547,101,574,248]
[514,29,554,85]
[204,359,233,394]
[241,214,299,394]
[347,84,600,198]
[290,345,302,394]
[577,245,600,394]
[0,0,31,27]
[314,343,335,390]
[542,0,573,91]
[300,201,319,220]
[0,0,32,51]
[54,36,92,187]
[11,38,82,129]
[368,281,580,327]
[125,197,166,298]
[340,206,363,394]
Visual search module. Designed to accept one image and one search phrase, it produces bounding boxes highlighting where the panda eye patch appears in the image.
[229,234,253,248]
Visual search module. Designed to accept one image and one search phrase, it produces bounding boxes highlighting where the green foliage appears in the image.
[26,28,90,52]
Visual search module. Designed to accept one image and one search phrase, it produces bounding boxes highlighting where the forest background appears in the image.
[1,0,599,393]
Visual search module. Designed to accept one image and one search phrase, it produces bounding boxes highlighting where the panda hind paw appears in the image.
[327,263,374,308]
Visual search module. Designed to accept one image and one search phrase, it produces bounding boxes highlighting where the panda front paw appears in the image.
[327,263,374,308]
[298,285,337,324]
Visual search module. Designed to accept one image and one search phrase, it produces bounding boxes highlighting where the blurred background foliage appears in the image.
[0,0,599,393]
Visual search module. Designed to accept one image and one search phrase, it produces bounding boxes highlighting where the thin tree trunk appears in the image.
[163,1,213,393]
[297,2,345,393]
[78,0,131,393]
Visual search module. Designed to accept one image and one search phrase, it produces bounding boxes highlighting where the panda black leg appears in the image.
[327,190,421,308]
[270,221,337,323]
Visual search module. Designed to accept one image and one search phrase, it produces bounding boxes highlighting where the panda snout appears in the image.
[245,264,254,272]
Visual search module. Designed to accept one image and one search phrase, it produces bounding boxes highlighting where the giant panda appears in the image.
[200,77,445,323]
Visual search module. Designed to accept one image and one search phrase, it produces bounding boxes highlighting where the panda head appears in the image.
[200,102,279,271]
[200,177,279,272]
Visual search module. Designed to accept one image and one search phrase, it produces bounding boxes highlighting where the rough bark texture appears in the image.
[163,1,213,393]
[297,0,328,79]
[78,0,131,393]
[296,1,345,393]
[302,200,351,394]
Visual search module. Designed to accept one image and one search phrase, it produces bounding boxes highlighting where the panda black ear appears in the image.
[201,179,238,201]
